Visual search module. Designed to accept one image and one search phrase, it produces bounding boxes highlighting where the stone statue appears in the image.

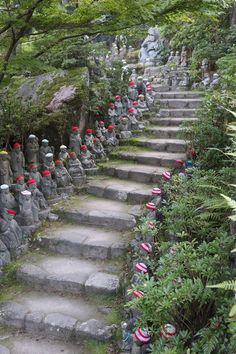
[127,108,139,130]
[111,43,119,61]
[201,58,210,79]
[0,209,26,257]
[129,69,138,83]
[39,139,54,164]
[42,153,55,175]
[104,125,119,153]
[128,82,138,102]
[25,134,39,165]
[122,95,130,113]
[174,51,181,66]
[139,27,162,64]
[114,95,124,117]
[28,163,42,188]
[167,51,175,64]
[17,190,37,225]
[117,117,132,139]
[92,138,107,160]
[10,143,25,179]
[108,102,118,125]
[179,72,190,88]
[210,73,220,88]
[84,129,94,150]
[132,101,142,121]
[40,170,58,200]
[80,145,96,169]
[54,160,72,187]
[96,121,107,137]
[136,76,146,95]
[180,46,188,67]
[58,145,70,166]
[68,152,86,178]
[26,179,48,211]
[0,184,17,211]
[69,126,82,156]
[146,87,154,108]
[0,151,13,186]
[14,175,26,200]
[0,238,10,266]
[138,95,149,112]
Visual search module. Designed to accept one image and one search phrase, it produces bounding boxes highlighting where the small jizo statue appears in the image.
[180,46,188,67]
[0,184,17,211]
[127,107,138,130]
[128,81,138,102]
[96,121,106,136]
[14,175,26,200]
[92,138,107,160]
[25,134,39,165]
[84,129,94,150]
[58,145,70,166]
[26,178,48,211]
[117,117,131,140]
[18,190,37,225]
[138,94,149,112]
[114,95,123,117]
[80,145,96,169]
[28,163,42,188]
[10,143,25,179]
[68,152,85,178]
[54,160,72,187]
[43,153,55,175]
[39,139,54,164]
[104,125,119,153]
[136,76,146,95]
[0,151,13,186]
[108,102,118,126]
[40,170,58,200]
[69,126,82,157]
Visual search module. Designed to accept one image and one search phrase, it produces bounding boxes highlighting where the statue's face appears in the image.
[45,175,51,181]
[18,179,24,185]
[2,189,9,195]
[61,148,66,153]
[28,184,36,191]
[47,156,53,162]
[42,142,48,147]
[15,147,20,153]
[32,167,37,173]
[7,214,14,221]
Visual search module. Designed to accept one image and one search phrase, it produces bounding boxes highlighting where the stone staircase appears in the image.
[0,89,203,353]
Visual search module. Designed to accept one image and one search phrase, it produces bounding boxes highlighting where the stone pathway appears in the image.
[0,85,202,353]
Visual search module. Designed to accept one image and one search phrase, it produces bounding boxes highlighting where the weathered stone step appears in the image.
[40,224,127,259]
[159,98,202,109]
[16,255,120,295]
[156,91,203,99]
[136,138,187,153]
[159,108,196,117]
[0,332,84,354]
[88,177,153,204]
[150,117,197,126]
[114,151,186,168]
[0,291,116,342]
[55,195,138,231]
[101,162,166,183]
[146,126,183,139]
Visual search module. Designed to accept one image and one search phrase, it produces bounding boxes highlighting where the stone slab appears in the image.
[87,177,153,204]
[40,224,127,259]
[101,163,166,183]
[156,91,203,99]
[146,126,183,139]
[150,117,197,126]
[159,108,196,117]
[57,195,138,231]
[159,98,202,109]
[75,319,116,341]
[116,151,186,168]
[135,138,187,153]
[85,272,120,294]
[16,255,120,295]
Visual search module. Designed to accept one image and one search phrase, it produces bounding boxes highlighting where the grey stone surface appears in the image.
[146,126,183,139]
[85,272,120,294]
[43,313,77,340]
[0,240,11,267]
[0,302,26,328]
[137,138,187,153]
[159,108,196,117]
[156,91,203,99]
[159,98,202,109]
[150,117,197,126]
[0,345,10,354]
[75,319,116,341]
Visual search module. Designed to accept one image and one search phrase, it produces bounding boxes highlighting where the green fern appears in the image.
[207,280,236,291]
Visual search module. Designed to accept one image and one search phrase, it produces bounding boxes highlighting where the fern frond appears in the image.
[207,280,236,291]
[220,194,236,210]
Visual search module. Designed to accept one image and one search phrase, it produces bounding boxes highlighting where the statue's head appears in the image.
[0,151,8,161]
[115,95,121,102]
[42,139,49,147]
[98,121,104,127]
[27,179,37,191]
[21,190,31,202]
[45,153,53,162]
[86,128,93,136]
[137,76,143,81]
[107,125,114,132]
[80,145,87,152]
[0,184,10,195]
[29,163,38,173]
[16,175,25,185]
[42,170,51,180]
[138,94,145,101]
[93,138,99,146]
[121,116,128,125]
[128,107,134,115]
[28,134,36,142]
[60,145,67,153]
[12,142,21,153]
[109,102,115,109]
[71,126,80,135]
[148,27,159,40]
[69,152,77,160]
[55,160,63,168]
[6,209,16,221]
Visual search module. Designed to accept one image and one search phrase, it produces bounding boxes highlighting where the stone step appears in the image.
[101,162,166,183]
[0,291,116,342]
[40,224,127,259]
[136,138,187,153]
[87,176,153,204]
[114,151,186,168]
[159,98,202,109]
[159,108,196,117]
[146,126,183,139]
[150,117,197,126]
[0,332,84,354]
[156,91,203,99]
[16,255,120,295]
[55,195,138,231]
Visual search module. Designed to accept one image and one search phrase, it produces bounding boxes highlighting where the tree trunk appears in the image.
[231,1,236,26]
